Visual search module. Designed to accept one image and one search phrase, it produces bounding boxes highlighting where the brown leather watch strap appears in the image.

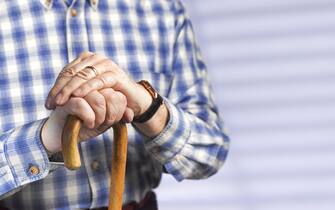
[133,80,163,123]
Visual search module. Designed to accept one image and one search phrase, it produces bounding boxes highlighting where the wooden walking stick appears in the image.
[61,115,128,210]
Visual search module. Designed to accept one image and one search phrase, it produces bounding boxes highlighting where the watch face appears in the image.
[139,80,157,99]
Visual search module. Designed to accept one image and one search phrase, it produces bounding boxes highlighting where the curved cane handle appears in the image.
[61,115,81,170]
[61,115,128,210]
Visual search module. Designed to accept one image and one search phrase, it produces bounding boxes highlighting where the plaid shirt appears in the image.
[0,0,229,209]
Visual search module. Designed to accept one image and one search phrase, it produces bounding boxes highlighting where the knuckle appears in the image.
[79,51,93,58]
[103,74,116,84]
[76,70,90,80]
[60,67,76,77]
[95,54,106,60]
[60,86,72,95]
[106,59,115,67]
[71,97,85,107]
[77,85,90,95]
[105,115,116,125]
[101,89,115,102]
[88,80,99,89]
[99,77,107,86]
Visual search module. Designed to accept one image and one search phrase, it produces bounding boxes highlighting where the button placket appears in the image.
[71,9,77,17]
[45,0,52,6]
[65,0,89,62]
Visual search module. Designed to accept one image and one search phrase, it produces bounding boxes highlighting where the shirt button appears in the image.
[91,160,100,171]
[71,9,77,17]
[29,165,40,175]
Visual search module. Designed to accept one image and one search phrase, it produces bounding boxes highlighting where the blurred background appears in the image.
[157,0,335,210]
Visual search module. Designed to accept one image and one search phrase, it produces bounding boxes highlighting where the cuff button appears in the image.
[29,165,40,175]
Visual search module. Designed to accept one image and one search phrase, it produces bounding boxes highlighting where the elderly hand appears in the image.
[44,52,169,140]
[42,88,128,154]
[45,52,152,120]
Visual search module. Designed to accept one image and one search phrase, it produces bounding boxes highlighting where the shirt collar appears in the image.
[40,0,99,11]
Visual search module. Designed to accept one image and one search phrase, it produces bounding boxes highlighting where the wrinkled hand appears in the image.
[45,52,152,119]
[42,52,158,153]
[41,89,127,154]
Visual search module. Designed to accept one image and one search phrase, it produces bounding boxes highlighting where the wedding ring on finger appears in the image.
[76,66,99,80]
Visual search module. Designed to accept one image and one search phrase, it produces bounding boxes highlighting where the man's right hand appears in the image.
[41,88,129,155]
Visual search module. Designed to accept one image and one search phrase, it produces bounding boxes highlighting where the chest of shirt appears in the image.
[0,0,175,130]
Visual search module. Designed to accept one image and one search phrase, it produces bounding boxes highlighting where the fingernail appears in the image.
[45,98,51,109]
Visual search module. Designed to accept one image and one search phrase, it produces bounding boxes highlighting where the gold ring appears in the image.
[86,66,98,76]
[76,66,99,80]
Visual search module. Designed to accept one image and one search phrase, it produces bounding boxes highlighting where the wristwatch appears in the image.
[133,80,163,123]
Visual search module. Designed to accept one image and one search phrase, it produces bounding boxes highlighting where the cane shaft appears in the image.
[62,115,128,210]
[109,123,128,210]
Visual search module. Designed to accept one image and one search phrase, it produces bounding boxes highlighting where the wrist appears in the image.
[133,80,163,123]
[134,83,152,117]
[41,109,67,154]
[133,101,169,138]
[41,119,60,155]
[133,82,153,117]
[40,119,53,157]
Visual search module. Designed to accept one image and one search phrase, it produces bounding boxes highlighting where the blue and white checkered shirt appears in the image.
[0,0,229,209]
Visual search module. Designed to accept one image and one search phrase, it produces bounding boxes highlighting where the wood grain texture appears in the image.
[109,123,128,210]
[61,115,81,170]
[62,115,128,210]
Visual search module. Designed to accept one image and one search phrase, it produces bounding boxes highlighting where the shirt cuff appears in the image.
[144,98,191,164]
[0,119,50,195]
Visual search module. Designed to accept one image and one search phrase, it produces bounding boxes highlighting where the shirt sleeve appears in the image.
[144,0,230,181]
[0,119,50,198]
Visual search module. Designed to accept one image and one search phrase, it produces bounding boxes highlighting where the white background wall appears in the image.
[157,0,335,209]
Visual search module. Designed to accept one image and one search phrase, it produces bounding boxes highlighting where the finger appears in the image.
[72,59,128,98]
[64,52,92,71]
[54,73,89,105]
[45,52,94,109]
[72,71,118,97]
[121,107,134,123]
[78,51,96,60]
[84,91,106,128]
[49,53,104,107]
[62,97,96,129]
[54,57,109,106]
[72,59,120,97]
[68,53,107,75]
[99,88,127,126]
